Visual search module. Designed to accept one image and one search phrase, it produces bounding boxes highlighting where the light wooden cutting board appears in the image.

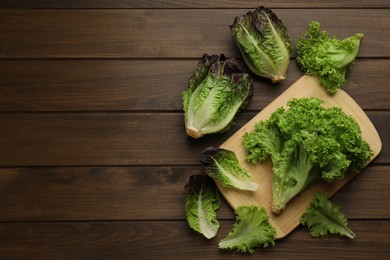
[218,75,382,239]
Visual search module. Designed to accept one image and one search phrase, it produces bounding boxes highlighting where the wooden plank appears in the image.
[0,59,388,111]
[1,0,389,9]
[0,59,191,112]
[0,112,227,166]
[0,9,388,58]
[0,165,388,221]
[0,220,388,259]
[0,166,214,221]
[331,165,390,219]
[0,111,387,166]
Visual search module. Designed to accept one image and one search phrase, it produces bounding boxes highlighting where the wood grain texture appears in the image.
[0,9,388,58]
[1,59,389,112]
[0,2,388,258]
[0,221,388,259]
[1,0,389,8]
[0,111,387,166]
[0,113,221,166]
[0,165,388,221]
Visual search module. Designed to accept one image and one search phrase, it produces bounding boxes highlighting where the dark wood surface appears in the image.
[0,1,389,259]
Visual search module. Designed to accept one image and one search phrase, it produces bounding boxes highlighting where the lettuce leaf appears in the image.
[185,175,221,239]
[219,205,275,253]
[301,192,355,239]
[200,146,259,191]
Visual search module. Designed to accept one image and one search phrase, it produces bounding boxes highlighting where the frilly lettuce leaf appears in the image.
[219,205,276,253]
[296,21,363,94]
[301,192,355,239]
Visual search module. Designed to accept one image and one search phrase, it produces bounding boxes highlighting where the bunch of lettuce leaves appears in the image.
[183,6,371,254]
[184,176,276,253]
[243,97,373,213]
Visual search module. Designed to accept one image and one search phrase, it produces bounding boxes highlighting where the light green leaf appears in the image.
[301,192,355,239]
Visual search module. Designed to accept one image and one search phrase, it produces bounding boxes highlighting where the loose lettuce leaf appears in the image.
[185,175,221,239]
[301,192,355,239]
[296,21,363,94]
[200,146,259,191]
[219,205,276,253]
[231,6,293,82]
[182,54,253,138]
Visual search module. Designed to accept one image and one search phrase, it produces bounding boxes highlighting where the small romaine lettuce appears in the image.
[231,6,293,82]
[182,54,253,138]
[219,205,276,253]
[301,192,355,239]
[296,21,363,94]
[185,175,221,239]
[200,146,259,191]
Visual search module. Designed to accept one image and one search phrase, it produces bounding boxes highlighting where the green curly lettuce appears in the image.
[218,206,276,253]
[296,21,363,94]
[243,97,373,213]
[301,192,355,239]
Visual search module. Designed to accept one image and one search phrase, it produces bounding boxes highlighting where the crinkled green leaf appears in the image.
[301,192,355,239]
[218,206,276,253]
[185,175,221,239]
[296,21,363,94]
[231,6,292,82]
[200,147,259,191]
[243,121,284,164]
[182,54,253,138]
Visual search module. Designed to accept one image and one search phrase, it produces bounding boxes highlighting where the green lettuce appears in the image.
[296,21,363,94]
[231,6,293,82]
[301,192,355,238]
[200,146,259,191]
[185,175,221,239]
[182,54,253,138]
[219,205,276,253]
[243,97,373,213]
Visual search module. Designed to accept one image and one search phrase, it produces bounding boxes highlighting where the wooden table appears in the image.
[0,1,389,259]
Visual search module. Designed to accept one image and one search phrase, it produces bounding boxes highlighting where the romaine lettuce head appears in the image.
[182,54,253,138]
[185,175,221,239]
[231,6,293,83]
